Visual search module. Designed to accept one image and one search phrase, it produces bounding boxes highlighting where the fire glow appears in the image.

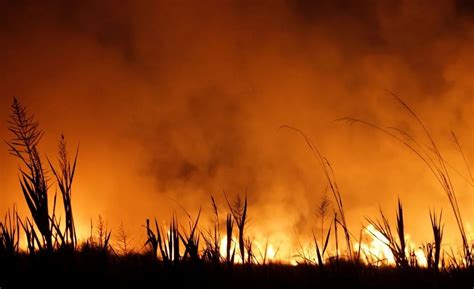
[2,0,474,276]
[354,225,427,267]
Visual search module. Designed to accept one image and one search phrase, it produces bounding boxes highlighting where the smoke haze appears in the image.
[1,0,474,254]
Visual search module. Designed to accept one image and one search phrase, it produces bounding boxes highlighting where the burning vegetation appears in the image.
[0,97,473,288]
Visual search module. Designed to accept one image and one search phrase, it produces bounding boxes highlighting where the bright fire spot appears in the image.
[355,225,427,267]
[219,237,279,264]
[466,222,474,242]
[355,224,395,265]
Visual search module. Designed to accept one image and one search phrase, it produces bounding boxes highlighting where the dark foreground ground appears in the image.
[1,253,473,289]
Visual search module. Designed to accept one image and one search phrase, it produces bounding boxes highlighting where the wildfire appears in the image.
[219,237,279,264]
[354,224,395,265]
[24,216,433,268]
[354,224,427,267]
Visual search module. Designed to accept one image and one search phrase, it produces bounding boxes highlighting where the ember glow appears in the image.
[1,0,474,267]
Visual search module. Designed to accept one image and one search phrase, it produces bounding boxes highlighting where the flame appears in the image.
[21,218,433,267]
[219,237,280,264]
[354,225,427,266]
[357,224,396,265]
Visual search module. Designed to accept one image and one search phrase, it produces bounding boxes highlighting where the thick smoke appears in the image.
[0,0,473,253]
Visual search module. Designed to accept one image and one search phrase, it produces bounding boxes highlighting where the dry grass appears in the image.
[339,92,472,267]
[0,206,20,257]
[145,215,180,265]
[179,208,201,262]
[366,199,408,269]
[424,209,444,270]
[48,134,79,249]
[202,196,222,264]
[281,125,354,261]
[7,97,52,251]
[225,192,248,264]
[2,96,474,289]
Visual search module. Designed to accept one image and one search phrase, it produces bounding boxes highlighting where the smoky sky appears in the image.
[1,0,474,251]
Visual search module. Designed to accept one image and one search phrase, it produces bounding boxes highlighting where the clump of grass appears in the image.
[256,237,277,265]
[424,209,444,271]
[313,224,332,266]
[48,134,79,249]
[226,192,248,264]
[366,199,409,269]
[179,208,201,262]
[225,213,235,264]
[146,198,244,266]
[200,195,237,265]
[145,215,180,265]
[294,230,313,265]
[7,97,80,254]
[145,218,159,258]
[97,215,112,255]
[340,92,472,266]
[84,215,112,256]
[314,189,332,266]
[116,221,133,255]
[17,216,40,255]
[202,196,221,264]
[281,126,353,261]
[168,216,180,264]
[0,206,20,257]
[244,236,254,264]
[301,190,334,266]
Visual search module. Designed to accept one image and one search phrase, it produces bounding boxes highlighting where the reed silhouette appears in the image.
[340,92,473,266]
[0,97,473,289]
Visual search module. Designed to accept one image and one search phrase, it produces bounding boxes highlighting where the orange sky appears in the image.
[1,0,474,256]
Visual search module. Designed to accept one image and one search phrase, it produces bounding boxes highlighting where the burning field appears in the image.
[1,0,474,288]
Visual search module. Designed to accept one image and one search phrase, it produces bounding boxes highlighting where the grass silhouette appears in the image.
[339,91,473,266]
[1,97,474,288]
[366,199,409,269]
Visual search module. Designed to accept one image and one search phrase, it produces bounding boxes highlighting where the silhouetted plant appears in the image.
[366,199,409,269]
[97,215,112,254]
[313,223,332,266]
[145,218,159,258]
[314,189,332,266]
[145,215,180,265]
[169,216,180,264]
[7,97,52,251]
[179,208,201,262]
[316,189,331,246]
[244,236,254,264]
[0,206,20,257]
[17,216,41,255]
[202,196,221,264]
[226,213,235,264]
[424,209,444,271]
[116,221,132,255]
[256,238,270,265]
[83,215,112,256]
[48,134,79,249]
[226,192,248,264]
[257,238,279,265]
[282,126,353,261]
[340,93,472,266]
